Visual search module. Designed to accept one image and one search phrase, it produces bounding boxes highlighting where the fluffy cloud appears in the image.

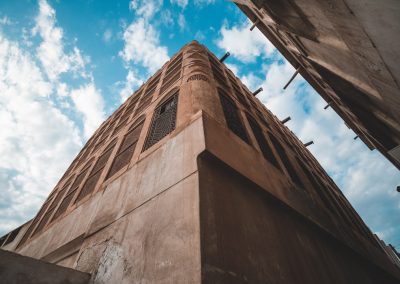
[32,0,86,81]
[70,83,105,138]
[0,0,105,234]
[170,0,188,9]
[216,20,276,63]
[119,18,169,73]
[129,0,163,20]
[119,0,170,101]
[178,13,186,32]
[119,69,144,102]
[194,0,215,7]
[0,33,81,233]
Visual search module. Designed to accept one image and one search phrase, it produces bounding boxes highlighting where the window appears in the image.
[142,92,179,151]
[75,139,117,203]
[107,117,145,178]
[247,114,280,169]
[268,133,304,188]
[160,55,182,95]
[2,226,22,246]
[17,195,54,247]
[218,90,249,143]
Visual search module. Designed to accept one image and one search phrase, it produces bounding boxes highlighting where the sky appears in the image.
[0,0,399,248]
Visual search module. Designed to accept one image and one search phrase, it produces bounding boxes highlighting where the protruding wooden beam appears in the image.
[283,67,300,90]
[281,117,291,124]
[219,52,230,63]
[324,101,332,110]
[250,19,260,31]
[304,141,314,147]
[252,87,263,96]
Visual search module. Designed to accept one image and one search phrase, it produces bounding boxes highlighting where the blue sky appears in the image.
[0,0,399,248]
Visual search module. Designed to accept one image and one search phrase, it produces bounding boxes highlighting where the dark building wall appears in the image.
[198,153,399,283]
[233,0,400,169]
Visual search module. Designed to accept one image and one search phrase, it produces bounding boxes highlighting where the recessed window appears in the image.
[75,139,117,203]
[142,92,179,151]
[268,133,304,188]
[247,114,280,169]
[218,90,249,143]
[107,117,145,178]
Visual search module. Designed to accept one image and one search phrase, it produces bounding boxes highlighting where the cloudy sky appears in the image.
[0,0,399,247]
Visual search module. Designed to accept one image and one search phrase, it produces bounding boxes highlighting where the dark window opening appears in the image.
[269,133,304,189]
[142,92,179,151]
[75,139,117,203]
[107,118,145,178]
[218,91,249,143]
[247,114,280,169]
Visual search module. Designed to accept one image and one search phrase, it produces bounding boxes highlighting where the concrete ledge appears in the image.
[0,249,90,284]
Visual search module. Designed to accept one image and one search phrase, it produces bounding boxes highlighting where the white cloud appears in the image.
[70,83,105,138]
[0,16,12,26]
[216,20,276,63]
[0,0,107,235]
[194,0,215,7]
[160,10,174,26]
[32,0,86,81]
[119,18,169,73]
[178,13,186,32]
[0,33,82,233]
[129,0,163,20]
[170,0,188,9]
[119,69,143,102]
[194,30,205,41]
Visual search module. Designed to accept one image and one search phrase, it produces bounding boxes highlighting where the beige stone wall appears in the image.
[3,41,399,282]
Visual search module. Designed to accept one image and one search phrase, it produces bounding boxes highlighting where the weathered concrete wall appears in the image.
[15,115,204,282]
[4,41,400,283]
[0,249,90,284]
[198,153,400,283]
[200,112,400,281]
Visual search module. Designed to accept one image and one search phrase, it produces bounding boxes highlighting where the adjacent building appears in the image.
[1,41,400,283]
[233,0,400,169]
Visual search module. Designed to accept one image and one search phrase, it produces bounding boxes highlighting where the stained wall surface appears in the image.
[1,41,399,283]
[233,0,400,169]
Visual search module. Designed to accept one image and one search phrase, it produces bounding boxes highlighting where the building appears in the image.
[374,234,400,269]
[1,41,400,283]
[233,0,400,170]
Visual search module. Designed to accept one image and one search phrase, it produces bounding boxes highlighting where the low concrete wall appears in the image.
[0,249,90,284]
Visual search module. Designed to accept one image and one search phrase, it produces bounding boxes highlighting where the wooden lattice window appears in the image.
[227,73,250,108]
[112,116,129,136]
[107,117,145,179]
[209,56,229,90]
[143,92,179,151]
[124,94,141,116]
[52,160,92,217]
[2,226,21,246]
[268,133,304,189]
[16,195,54,247]
[218,91,249,143]
[246,114,280,169]
[160,55,182,95]
[75,139,117,203]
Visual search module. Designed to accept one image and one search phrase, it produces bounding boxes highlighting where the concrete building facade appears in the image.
[233,0,400,170]
[1,41,400,283]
